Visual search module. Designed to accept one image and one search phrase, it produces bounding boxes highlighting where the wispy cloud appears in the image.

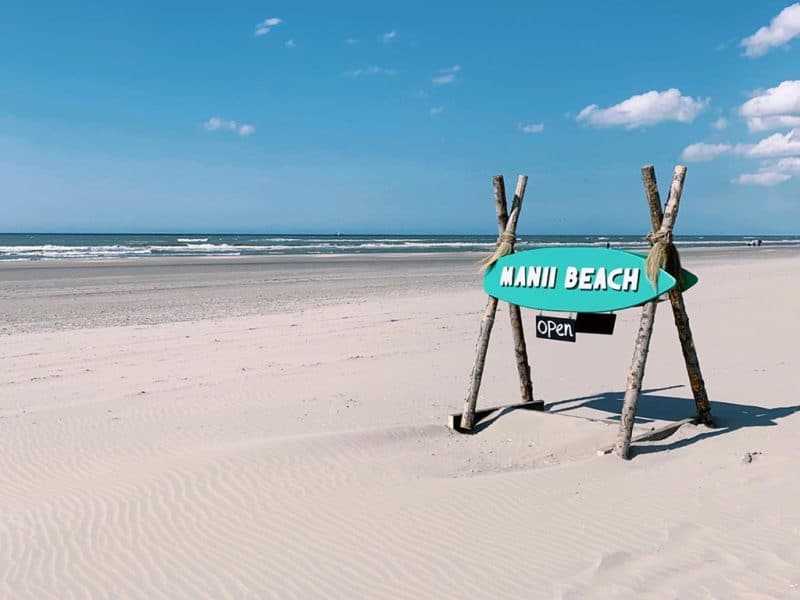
[237,124,255,136]
[344,66,396,78]
[741,3,800,57]
[518,122,544,134]
[285,39,296,49]
[681,142,732,162]
[733,156,800,185]
[732,171,792,186]
[739,80,800,131]
[746,115,800,131]
[577,89,708,129]
[381,30,397,44]
[255,17,282,36]
[744,128,800,157]
[202,117,255,137]
[432,65,461,86]
[683,127,800,184]
[345,38,358,45]
[430,106,445,115]
[775,156,800,172]
[682,128,800,162]
[712,117,728,130]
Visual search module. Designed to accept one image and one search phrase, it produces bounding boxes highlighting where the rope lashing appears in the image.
[644,229,684,290]
[480,232,516,272]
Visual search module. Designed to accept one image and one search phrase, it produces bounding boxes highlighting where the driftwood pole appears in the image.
[460,176,528,430]
[493,176,535,405]
[614,166,686,459]
[640,166,712,426]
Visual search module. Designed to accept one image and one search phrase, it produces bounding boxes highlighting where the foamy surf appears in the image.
[0,234,797,261]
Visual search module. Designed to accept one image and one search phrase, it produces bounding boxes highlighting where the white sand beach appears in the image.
[2,247,800,598]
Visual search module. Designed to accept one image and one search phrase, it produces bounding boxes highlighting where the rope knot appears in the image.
[497,232,516,245]
[481,231,517,273]
[644,229,683,290]
[647,230,673,245]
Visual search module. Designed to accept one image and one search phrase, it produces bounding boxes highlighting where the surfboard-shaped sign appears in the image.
[483,247,697,313]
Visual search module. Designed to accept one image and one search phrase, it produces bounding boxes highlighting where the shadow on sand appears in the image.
[544,385,800,455]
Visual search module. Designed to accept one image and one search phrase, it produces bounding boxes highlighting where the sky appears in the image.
[1,0,799,235]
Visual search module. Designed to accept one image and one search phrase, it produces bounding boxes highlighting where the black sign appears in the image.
[575,312,617,335]
[535,315,576,342]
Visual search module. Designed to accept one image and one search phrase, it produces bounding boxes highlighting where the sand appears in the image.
[2,248,799,598]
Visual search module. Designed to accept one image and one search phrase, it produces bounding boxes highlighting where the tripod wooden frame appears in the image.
[452,166,712,460]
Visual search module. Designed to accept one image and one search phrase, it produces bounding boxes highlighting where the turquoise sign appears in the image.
[483,247,697,313]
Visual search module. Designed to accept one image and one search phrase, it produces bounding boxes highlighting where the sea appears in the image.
[0,233,798,261]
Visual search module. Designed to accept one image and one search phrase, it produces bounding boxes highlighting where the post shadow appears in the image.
[547,385,800,455]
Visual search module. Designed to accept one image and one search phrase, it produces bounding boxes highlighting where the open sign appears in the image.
[535,315,576,343]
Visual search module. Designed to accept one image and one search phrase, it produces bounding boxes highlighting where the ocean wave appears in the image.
[0,245,153,258]
[1,236,799,261]
[149,244,244,253]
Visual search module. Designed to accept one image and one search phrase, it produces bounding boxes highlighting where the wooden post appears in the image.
[460,176,528,430]
[614,300,657,458]
[493,176,535,405]
[614,166,686,459]
[641,166,713,426]
[461,295,499,431]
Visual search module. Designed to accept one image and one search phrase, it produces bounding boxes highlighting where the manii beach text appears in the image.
[499,264,640,292]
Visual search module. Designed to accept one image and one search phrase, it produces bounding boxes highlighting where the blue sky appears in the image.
[1,1,799,234]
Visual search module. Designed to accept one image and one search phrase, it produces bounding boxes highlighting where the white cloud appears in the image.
[683,119,800,184]
[430,106,445,115]
[432,74,456,85]
[712,117,728,130]
[577,89,709,129]
[345,38,358,45]
[255,17,282,36]
[285,39,296,49]
[203,117,231,131]
[202,117,255,137]
[382,30,396,43]
[774,156,800,172]
[730,154,800,186]
[743,128,800,157]
[682,129,800,164]
[732,171,792,185]
[681,142,732,162]
[741,3,800,57]
[344,66,396,78]
[519,122,544,134]
[747,115,800,131]
[432,65,461,86]
[739,80,800,131]
[741,81,800,116]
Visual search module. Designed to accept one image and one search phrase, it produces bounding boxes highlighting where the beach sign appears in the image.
[458,168,713,461]
[483,247,697,313]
